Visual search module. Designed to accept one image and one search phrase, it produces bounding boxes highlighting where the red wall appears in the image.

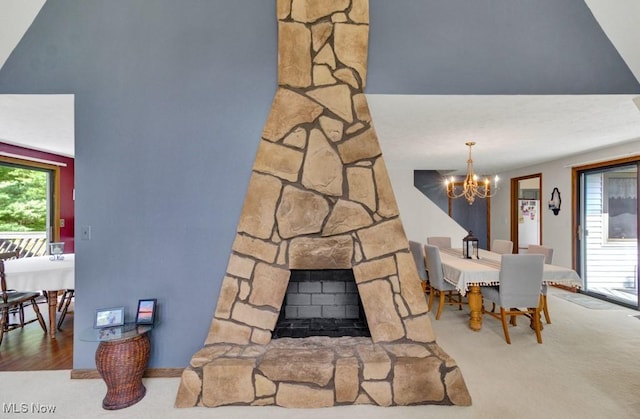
[0,142,75,252]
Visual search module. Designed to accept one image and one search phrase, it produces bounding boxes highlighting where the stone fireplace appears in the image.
[176,0,471,408]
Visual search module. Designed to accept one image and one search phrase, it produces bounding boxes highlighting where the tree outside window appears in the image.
[0,165,47,232]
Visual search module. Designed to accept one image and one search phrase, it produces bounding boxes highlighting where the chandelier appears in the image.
[445,142,499,205]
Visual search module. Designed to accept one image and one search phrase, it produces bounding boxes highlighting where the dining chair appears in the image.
[481,254,545,344]
[426,236,452,249]
[527,244,554,324]
[423,244,464,320]
[0,251,47,346]
[491,239,514,255]
[409,240,429,293]
[0,250,27,323]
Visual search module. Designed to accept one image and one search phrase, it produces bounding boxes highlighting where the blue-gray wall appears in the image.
[368,0,640,93]
[0,0,638,368]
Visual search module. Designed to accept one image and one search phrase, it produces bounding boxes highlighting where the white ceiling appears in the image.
[0,94,74,158]
[1,0,640,173]
[369,94,640,174]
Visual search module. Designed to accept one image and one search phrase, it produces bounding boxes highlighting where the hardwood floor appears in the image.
[0,301,73,371]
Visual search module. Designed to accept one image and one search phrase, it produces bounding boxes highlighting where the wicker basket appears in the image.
[95,332,151,410]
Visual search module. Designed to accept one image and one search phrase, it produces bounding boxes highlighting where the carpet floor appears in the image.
[1,287,639,419]
[557,292,622,309]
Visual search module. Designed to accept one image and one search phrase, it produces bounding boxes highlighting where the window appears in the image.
[0,156,61,255]
[603,171,637,241]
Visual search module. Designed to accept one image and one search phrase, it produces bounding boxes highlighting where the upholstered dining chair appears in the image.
[426,236,452,249]
[423,244,464,320]
[527,244,554,324]
[492,239,514,255]
[409,240,429,293]
[0,251,47,346]
[481,254,545,344]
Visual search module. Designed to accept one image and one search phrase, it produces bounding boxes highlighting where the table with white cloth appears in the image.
[4,254,75,339]
[439,248,581,331]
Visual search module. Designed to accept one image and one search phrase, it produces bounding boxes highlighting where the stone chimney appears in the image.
[176,0,471,408]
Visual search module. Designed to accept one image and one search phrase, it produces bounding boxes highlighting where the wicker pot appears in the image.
[95,332,150,410]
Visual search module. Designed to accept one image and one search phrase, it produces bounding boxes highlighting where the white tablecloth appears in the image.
[440,248,582,295]
[4,254,75,292]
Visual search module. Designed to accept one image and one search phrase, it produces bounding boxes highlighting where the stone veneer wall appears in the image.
[176,0,471,408]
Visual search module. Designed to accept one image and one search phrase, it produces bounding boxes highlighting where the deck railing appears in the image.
[0,232,48,257]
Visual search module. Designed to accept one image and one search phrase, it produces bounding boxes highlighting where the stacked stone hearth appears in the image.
[175,0,471,409]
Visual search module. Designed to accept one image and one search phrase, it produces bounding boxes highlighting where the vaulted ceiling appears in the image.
[1,0,639,173]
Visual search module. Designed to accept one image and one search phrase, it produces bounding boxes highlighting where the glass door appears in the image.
[0,162,54,256]
[577,162,639,309]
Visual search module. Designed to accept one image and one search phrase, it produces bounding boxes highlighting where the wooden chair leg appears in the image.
[533,307,543,344]
[427,290,435,312]
[499,307,511,344]
[541,294,551,324]
[58,290,67,311]
[2,309,8,330]
[436,291,445,320]
[18,303,25,327]
[30,298,47,333]
[57,291,73,330]
[509,311,518,326]
[0,307,6,345]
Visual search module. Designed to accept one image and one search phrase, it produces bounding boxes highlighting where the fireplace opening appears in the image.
[272,269,371,339]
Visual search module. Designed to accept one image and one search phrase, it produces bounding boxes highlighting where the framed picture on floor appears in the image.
[135,298,157,325]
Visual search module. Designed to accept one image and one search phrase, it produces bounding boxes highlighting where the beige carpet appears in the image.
[2,288,639,419]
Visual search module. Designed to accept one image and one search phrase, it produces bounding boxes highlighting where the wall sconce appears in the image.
[548,187,561,215]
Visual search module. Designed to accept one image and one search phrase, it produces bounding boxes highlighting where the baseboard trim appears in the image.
[70,367,184,379]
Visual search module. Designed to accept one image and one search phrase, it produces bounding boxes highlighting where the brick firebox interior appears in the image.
[175,0,472,408]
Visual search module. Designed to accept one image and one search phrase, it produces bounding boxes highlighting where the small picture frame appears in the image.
[94,306,125,328]
[135,298,157,325]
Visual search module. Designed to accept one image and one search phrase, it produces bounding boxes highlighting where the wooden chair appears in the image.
[492,239,514,255]
[409,240,429,293]
[426,236,452,249]
[481,254,545,344]
[527,244,554,324]
[423,244,464,319]
[0,251,47,346]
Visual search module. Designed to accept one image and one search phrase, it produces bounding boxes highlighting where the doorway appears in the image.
[510,174,542,253]
[575,158,639,309]
[0,157,60,254]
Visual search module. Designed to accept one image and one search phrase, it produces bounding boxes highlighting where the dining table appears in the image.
[438,248,582,331]
[3,253,75,339]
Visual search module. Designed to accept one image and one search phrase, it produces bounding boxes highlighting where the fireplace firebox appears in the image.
[272,269,370,339]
